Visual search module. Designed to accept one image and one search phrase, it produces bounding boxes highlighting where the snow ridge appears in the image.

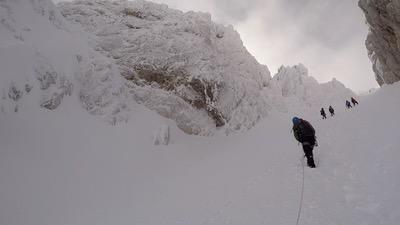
[268,64,356,113]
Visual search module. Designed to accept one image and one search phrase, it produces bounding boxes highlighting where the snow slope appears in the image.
[1,66,399,225]
[2,1,396,224]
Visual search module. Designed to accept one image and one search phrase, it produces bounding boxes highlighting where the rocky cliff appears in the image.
[359,0,400,85]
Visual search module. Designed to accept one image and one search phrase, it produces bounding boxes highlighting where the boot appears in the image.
[307,156,316,168]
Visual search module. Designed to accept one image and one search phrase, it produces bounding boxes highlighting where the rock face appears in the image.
[58,0,272,135]
[359,0,400,85]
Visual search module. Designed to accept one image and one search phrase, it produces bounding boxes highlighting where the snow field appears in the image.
[1,82,399,225]
[1,0,399,224]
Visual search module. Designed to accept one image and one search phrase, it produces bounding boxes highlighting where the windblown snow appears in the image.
[2,1,398,225]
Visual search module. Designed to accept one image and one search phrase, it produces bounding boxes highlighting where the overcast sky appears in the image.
[54,0,378,92]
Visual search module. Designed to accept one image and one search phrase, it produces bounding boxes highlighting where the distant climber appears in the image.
[329,106,335,116]
[320,108,327,119]
[351,97,359,106]
[346,100,352,109]
[292,117,317,168]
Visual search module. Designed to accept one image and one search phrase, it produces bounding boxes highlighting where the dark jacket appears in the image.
[293,119,315,144]
[320,108,326,116]
[329,106,334,113]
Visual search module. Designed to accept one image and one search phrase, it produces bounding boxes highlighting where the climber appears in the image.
[320,108,327,119]
[346,100,352,109]
[351,97,359,106]
[292,117,317,168]
[329,106,335,116]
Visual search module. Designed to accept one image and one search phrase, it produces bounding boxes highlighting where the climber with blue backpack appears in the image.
[292,117,317,168]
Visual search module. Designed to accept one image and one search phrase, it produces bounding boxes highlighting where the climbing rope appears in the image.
[296,156,305,225]
[315,138,320,167]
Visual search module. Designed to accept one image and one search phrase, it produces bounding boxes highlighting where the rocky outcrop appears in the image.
[359,0,400,85]
[59,0,272,134]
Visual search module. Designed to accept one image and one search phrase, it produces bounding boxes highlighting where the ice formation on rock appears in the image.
[359,0,400,85]
[59,0,272,134]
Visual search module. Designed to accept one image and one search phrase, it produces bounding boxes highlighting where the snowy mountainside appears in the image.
[268,64,356,112]
[0,0,131,124]
[2,1,400,224]
[1,74,400,224]
[0,0,357,136]
[58,0,272,134]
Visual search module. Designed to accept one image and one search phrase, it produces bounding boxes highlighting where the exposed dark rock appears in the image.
[124,66,225,127]
[36,70,57,90]
[8,83,22,101]
[41,93,63,110]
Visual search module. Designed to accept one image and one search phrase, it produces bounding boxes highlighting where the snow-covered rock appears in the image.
[0,0,130,123]
[153,124,170,145]
[0,0,357,136]
[58,0,272,135]
[359,0,400,85]
[268,64,356,112]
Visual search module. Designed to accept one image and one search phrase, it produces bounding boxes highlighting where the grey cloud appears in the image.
[256,0,366,50]
[212,0,264,23]
[229,0,377,91]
